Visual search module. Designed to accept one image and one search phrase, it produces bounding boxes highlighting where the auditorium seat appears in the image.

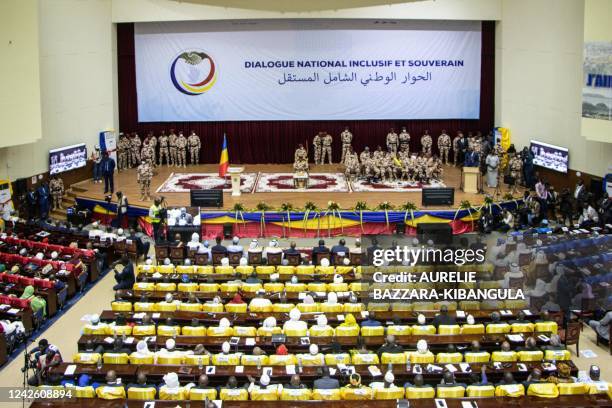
[219,387,249,401]
[466,385,495,397]
[312,388,341,400]
[189,388,217,401]
[526,383,559,398]
[128,387,157,400]
[341,386,372,400]
[406,386,435,399]
[102,352,129,364]
[436,386,465,398]
[438,324,461,335]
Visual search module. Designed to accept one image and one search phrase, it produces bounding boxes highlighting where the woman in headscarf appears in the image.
[339,313,358,328]
[229,293,245,304]
[20,285,46,317]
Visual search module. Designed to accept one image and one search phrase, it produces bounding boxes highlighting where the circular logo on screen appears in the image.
[170,50,217,95]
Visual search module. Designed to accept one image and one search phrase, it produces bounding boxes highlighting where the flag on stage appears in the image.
[219,133,229,177]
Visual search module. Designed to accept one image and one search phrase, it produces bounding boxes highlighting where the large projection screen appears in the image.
[134,20,482,122]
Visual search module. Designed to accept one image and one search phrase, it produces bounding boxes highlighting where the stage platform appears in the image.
[71,163,520,211]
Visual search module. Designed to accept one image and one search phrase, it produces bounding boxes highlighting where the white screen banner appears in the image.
[135,20,482,122]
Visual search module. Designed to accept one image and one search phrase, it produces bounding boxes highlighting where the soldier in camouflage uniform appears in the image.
[380,151,395,182]
[437,130,452,165]
[149,132,157,166]
[117,133,129,171]
[293,144,309,173]
[452,132,462,167]
[176,131,188,168]
[386,128,398,155]
[509,154,523,194]
[168,129,178,167]
[340,126,353,164]
[359,147,371,177]
[140,140,155,166]
[343,146,360,181]
[137,159,154,201]
[399,127,410,153]
[49,176,64,210]
[129,133,141,168]
[321,132,333,164]
[158,131,170,166]
[312,132,322,164]
[187,130,201,165]
[421,130,433,156]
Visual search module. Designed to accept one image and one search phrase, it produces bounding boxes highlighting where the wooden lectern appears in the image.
[462,167,479,194]
[227,167,244,197]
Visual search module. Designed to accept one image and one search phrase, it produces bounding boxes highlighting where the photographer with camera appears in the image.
[26,339,62,386]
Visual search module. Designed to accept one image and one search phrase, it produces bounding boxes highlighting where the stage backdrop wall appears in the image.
[118,21,495,164]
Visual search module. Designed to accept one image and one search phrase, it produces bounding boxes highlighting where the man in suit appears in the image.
[211,236,228,256]
[331,239,349,254]
[313,367,340,390]
[463,147,480,167]
[431,305,456,328]
[311,239,329,265]
[102,152,116,194]
[112,253,135,290]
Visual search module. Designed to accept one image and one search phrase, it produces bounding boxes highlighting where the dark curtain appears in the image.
[117,21,495,164]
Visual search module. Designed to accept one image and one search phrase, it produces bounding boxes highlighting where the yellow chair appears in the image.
[436,386,465,398]
[133,282,155,291]
[491,351,518,362]
[177,282,198,292]
[201,303,224,313]
[517,350,543,362]
[534,321,558,335]
[178,303,202,312]
[412,302,434,311]
[312,388,341,400]
[327,283,348,292]
[459,301,480,310]
[335,266,353,275]
[256,265,275,276]
[73,352,101,364]
[277,266,295,275]
[216,265,235,275]
[257,326,282,336]
[249,301,273,313]
[212,353,240,366]
[269,354,297,366]
[185,355,211,366]
[219,388,249,401]
[325,353,351,365]
[388,325,411,336]
[299,353,325,366]
[544,349,571,361]
[73,386,95,398]
[526,383,559,398]
[335,325,360,337]
[240,355,269,366]
[464,351,490,363]
[411,325,436,335]
[219,282,240,292]
[296,303,319,313]
[310,326,334,337]
[156,265,175,274]
[391,302,412,312]
[132,325,156,336]
[156,354,184,365]
[409,351,435,364]
[129,354,154,364]
[367,303,390,312]
[361,326,385,336]
[272,303,294,313]
[134,302,155,312]
[587,382,611,394]
[307,282,327,292]
[181,326,206,336]
[296,265,315,275]
[438,325,460,335]
[495,384,525,397]
[176,265,196,275]
[241,283,262,293]
[557,383,588,395]
[264,282,284,292]
[436,352,463,364]
[406,386,435,399]
[349,282,365,292]
[280,388,311,400]
[511,322,534,333]
[250,387,280,401]
[461,324,485,334]
[352,353,380,365]
[315,266,335,275]
[96,385,126,400]
[374,387,405,400]
[196,265,214,274]
[156,302,178,312]
[157,325,181,336]
[155,282,176,291]
[102,352,129,364]
[225,303,248,313]
[109,325,132,336]
[344,303,363,313]
[505,300,528,309]
[127,387,157,400]
[82,325,109,335]
[207,326,234,336]
[159,386,189,400]
[381,352,406,364]
[341,386,373,400]
[111,301,132,312]
[284,327,307,337]
[284,283,307,293]
[466,385,495,397]
[189,388,217,400]
[198,283,219,292]
[233,326,257,336]
[485,323,511,334]
[235,265,254,275]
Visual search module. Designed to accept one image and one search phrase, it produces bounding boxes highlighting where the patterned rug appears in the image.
[156,172,258,193]
[350,178,446,192]
[255,173,349,193]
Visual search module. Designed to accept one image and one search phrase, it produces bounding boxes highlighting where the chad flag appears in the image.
[219,133,229,177]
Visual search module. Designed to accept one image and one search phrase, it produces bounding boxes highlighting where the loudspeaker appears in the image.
[422,187,454,206]
[190,189,223,207]
[395,223,406,235]
[417,222,453,244]
[223,223,233,239]
[14,178,28,195]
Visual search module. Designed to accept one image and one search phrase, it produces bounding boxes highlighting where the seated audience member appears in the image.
[432,304,456,327]
[438,371,467,388]
[211,236,227,255]
[186,233,201,251]
[158,372,191,400]
[111,254,135,290]
[126,371,156,397]
[283,241,300,257]
[377,334,403,355]
[95,370,126,400]
[405,374,435,397]
[495,372,525,397]
[227,236,244,256]
[589,310,612,341]
[313,366,340,390]
[263,239,282,259]
[491,341,518,362]
[283,308,307,335]
[331,238,349,254]
[361,311,382,327]
[19,285,47,317]
[311,239,329,265]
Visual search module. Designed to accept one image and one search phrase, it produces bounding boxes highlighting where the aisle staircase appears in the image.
[49,186,87,221]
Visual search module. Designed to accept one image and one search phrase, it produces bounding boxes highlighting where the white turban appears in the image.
[466,314,475,325]
[417,339,428,353]
[260,374,270,386]
[117,228,124,236]
[145,258,153,265]
[384,371,395,384]
[239,258,248,266]
[343,258,350,266]
[289,308,301,321]
[191,233,199,242]
[333,274,344,284]
[36,252,44,260]
[263,317,277,328]
[165,338,175,350]
[316,314,328,327]
[309,344,319,355]
[221,257,230,266]
[90,314,100,324]
[184,259,192,266]
[165,293,173,303]
[163,372,179,389]
[164,258,171,265]
[327,292,338,305]
[417,314,426,325]
[136,340,149,354]
[219,317,230,328]
[221,341,231,354]
[320,258,330,267]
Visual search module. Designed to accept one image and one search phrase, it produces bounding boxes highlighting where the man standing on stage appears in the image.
[149,132,157,165]
[129,133,141,168]
[176,131,188,168]
[437,130,451,165]
[321,132,333,164]
[117,134,128,172]
[340,126,353,164]
[421,130,432,156]
[313,132,322,164]
[49,176,64,210]
[158,131,169,166]
[188,130,201,165]
[399,127,410,153]
[452,132,462,166]
[101,152,116,195]
[137,160,153,201]
[140,139,154,167]
[386,128,398,155]
[168,129,178,167]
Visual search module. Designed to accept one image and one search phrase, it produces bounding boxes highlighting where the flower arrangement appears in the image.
[377,201,395,227]
[400,201,418,223]
[354,201,369,232]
